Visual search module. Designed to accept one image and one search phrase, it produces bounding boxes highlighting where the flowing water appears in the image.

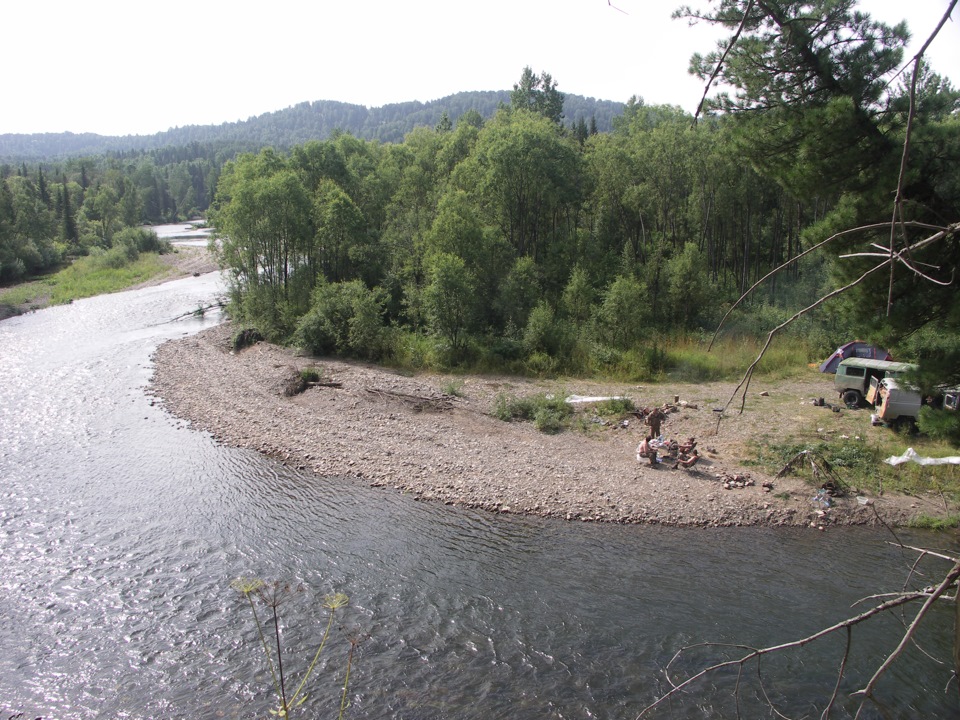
[0,272,957,719]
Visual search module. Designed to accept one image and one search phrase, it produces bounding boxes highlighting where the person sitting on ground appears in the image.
[674,448,700,469]
[636,435,658,465]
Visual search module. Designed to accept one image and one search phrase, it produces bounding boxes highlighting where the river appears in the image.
[0,271,957,719]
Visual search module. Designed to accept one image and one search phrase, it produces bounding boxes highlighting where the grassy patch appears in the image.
[906,514,960,531]
[0,252,170,310]
[665,335,813,382]
[494,391,573,434]
[593,397,636,417]
[749,435,960,501]
[49,253,168,303]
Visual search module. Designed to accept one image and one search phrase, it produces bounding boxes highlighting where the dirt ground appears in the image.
[149,318,950,529]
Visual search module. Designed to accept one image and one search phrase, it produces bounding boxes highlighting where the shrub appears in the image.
[534,408,565,434]
[594,397,636,416]
[300,367,323,383]
[232,328,264,351]
[918,407,960,445]
[294,280,390,360]
[522,300,557,355]
[443,379,465,397]
[524,351,558,377]
[493,391,573,432]
[114,227,172,255]
[94,244,138,270]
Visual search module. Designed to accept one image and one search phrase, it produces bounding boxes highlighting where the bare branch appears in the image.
[606,0,628,14]
[637,591,938,718]
[888,543,960,564]
[855,561,960,702]
[708,221,943,351]
[693,1,756,121]
[821,626,852,720]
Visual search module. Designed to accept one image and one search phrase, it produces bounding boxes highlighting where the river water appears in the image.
[0,272,957,719]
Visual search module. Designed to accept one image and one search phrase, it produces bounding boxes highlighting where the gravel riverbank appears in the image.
[149,321,946,528]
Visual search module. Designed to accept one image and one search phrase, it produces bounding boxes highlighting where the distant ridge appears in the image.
[0,91,626,161]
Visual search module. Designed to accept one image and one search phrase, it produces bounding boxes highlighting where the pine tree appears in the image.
[61,176,78,245]
[37,167,50,206]
[510,67,565,125]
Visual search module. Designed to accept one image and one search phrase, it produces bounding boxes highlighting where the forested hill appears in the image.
[0,91,625,161]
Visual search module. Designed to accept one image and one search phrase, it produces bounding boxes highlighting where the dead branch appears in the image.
[855,560,960,706]
[708,220,944,351]
[775,449,848,494]
[636,587,949,718]
[887,543,960,565]
[163,298,226,324]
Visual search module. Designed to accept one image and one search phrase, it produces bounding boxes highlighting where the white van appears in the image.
[834,358,916,408]
[871,377,922,428]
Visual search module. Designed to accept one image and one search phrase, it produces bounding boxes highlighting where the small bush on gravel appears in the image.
[300,367,323,383]
[442,380,465,397]
[233,328,264,351]
[494,392,573,432]
[594,397,636,417]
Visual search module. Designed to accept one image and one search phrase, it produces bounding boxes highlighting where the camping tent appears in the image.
[819,341,893,373]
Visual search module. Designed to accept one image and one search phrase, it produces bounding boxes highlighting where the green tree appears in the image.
[511,66,565,125]
[85,185,120,243]
[665,243,717,330]
[498,255,542,335]
[294,279,390,360]
[457,109,581,275]
[561,264,595,330]
[423,252,477,352]
[211,150,313,334]
[119,177,142,227]
[435,110,453,134]
[595,274,648,349]
[313,178,368,284]
[678,0,907,195]
[60,176,79,245]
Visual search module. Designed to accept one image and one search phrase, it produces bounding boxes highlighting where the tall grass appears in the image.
[379,330,816,384]
[664,334,815,382]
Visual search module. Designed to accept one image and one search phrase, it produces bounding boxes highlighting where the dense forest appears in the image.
[0,92,624,161]
[2,2,958,439]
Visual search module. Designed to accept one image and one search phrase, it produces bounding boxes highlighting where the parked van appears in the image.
[944,389,960,412]
[871,377,922,428]
[833,358,916,408]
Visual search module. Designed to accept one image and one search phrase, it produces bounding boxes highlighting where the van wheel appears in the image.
[842,390,862,408]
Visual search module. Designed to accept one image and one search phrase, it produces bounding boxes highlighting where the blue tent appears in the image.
[819,341,893,373]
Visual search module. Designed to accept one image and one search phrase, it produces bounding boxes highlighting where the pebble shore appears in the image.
[149,323,941,527]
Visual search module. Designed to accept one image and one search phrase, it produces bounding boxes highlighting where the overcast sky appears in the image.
[5,0,958,137]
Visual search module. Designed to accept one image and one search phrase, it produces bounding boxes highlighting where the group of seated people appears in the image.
[636,435,699,469]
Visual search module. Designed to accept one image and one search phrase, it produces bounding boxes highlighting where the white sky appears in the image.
[5,0,958,136]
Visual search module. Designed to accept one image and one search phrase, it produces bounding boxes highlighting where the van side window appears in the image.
[844,367,866,378]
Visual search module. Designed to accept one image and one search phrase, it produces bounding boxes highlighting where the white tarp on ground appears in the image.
[565,395,628,404]
[884,447,960,466]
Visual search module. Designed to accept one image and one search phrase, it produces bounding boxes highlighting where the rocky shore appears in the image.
[149,322,945,528]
